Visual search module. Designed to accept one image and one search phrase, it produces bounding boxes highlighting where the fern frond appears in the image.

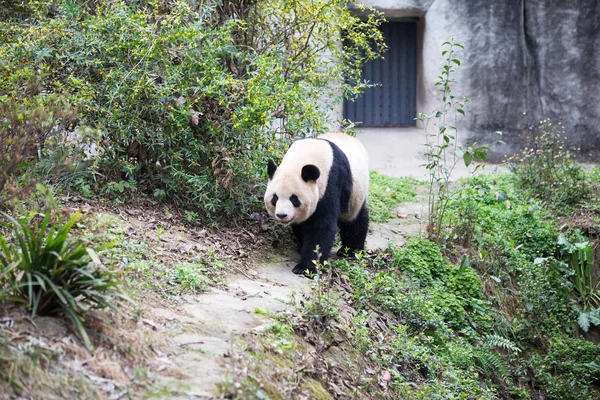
[473,350,511,383]
[483,334,521,354]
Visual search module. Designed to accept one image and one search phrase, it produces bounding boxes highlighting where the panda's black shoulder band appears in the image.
[267,159,277,179]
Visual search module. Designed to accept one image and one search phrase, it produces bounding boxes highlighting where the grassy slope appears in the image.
[222,170,600,400]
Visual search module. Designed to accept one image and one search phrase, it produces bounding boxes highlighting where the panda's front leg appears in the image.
[292,224,304,254]
[292,217,337,276]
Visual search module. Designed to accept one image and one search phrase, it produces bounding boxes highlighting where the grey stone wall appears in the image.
[358,0,600,159]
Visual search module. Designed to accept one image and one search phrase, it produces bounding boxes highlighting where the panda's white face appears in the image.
[264,163,320,226]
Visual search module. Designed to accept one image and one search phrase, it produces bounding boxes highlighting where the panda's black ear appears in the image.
[267,159,277,180]
[301,164,320,182]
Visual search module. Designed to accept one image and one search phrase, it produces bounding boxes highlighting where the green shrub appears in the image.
[516,256,575,332]
[391,239,445,283]
[445,175,558,261]
[444,263,482,300]
[0,210,128,350]
[368,171,419,222]
[507,119,590,211]
[0,99,79,207]
[0,0,385,218]
[391,246,433,285]
[527,335,600,400]
[428,285,467,329]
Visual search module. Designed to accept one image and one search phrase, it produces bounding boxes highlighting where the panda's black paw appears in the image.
[292,263,317,277]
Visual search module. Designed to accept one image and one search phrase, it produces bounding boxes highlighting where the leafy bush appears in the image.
[443,262,482,300]
[507,119,589,211]
[368,171,419,222]
[445,175,558,261]
[391,246,433,285]
[0,0,385,218]
[517,256,576,331]
[0,210,127,350]
[557,230,599,311]
[391,239,445,283]
[0,99,79,207]
[428,285,467,329]
[527,335,600,400]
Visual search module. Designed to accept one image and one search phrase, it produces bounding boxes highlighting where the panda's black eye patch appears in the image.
[290,195,301,207]
[271,194,278,206]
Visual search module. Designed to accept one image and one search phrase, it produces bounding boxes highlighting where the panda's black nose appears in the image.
[276,213,287,219]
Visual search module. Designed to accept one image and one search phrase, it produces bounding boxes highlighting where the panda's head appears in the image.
[264,159,321,226]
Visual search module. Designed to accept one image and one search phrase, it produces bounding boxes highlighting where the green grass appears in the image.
[368,170,421,222]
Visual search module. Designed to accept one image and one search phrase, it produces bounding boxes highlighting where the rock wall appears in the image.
[358,0,600,159]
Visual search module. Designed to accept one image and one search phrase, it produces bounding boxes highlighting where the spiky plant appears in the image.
[0,210,130,349]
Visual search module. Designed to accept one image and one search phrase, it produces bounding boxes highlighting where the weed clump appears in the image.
[391,238,445,284]
[507,119,589,212]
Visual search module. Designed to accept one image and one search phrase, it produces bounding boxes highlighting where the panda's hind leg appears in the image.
[338,202,369,257]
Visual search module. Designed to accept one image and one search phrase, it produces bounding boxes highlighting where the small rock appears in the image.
[249,212,262,221]
[382,370,391,382]
[33,316,67,337]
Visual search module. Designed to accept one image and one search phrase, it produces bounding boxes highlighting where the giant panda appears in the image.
[264,133,369,276]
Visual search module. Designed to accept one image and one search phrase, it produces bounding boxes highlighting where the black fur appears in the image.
[267,159,277,179]
[301,164,320,182]
[290,194,301,207]
[337,201,369,257]
[291,140,368,276]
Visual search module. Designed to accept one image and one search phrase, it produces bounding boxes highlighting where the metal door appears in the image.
[344,21,417,127]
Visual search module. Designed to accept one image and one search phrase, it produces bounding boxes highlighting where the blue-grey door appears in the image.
[344,21,417,127]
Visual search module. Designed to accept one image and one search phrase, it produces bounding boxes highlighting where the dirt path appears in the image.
[151,194,427,399]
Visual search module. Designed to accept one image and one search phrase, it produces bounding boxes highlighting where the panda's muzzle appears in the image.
[275,213,294,225]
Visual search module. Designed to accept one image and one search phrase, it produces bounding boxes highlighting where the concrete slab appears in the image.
[356,127,508,180]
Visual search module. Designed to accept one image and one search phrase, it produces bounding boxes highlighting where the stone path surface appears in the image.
[151,251,308,398]
[356,127,508,180]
